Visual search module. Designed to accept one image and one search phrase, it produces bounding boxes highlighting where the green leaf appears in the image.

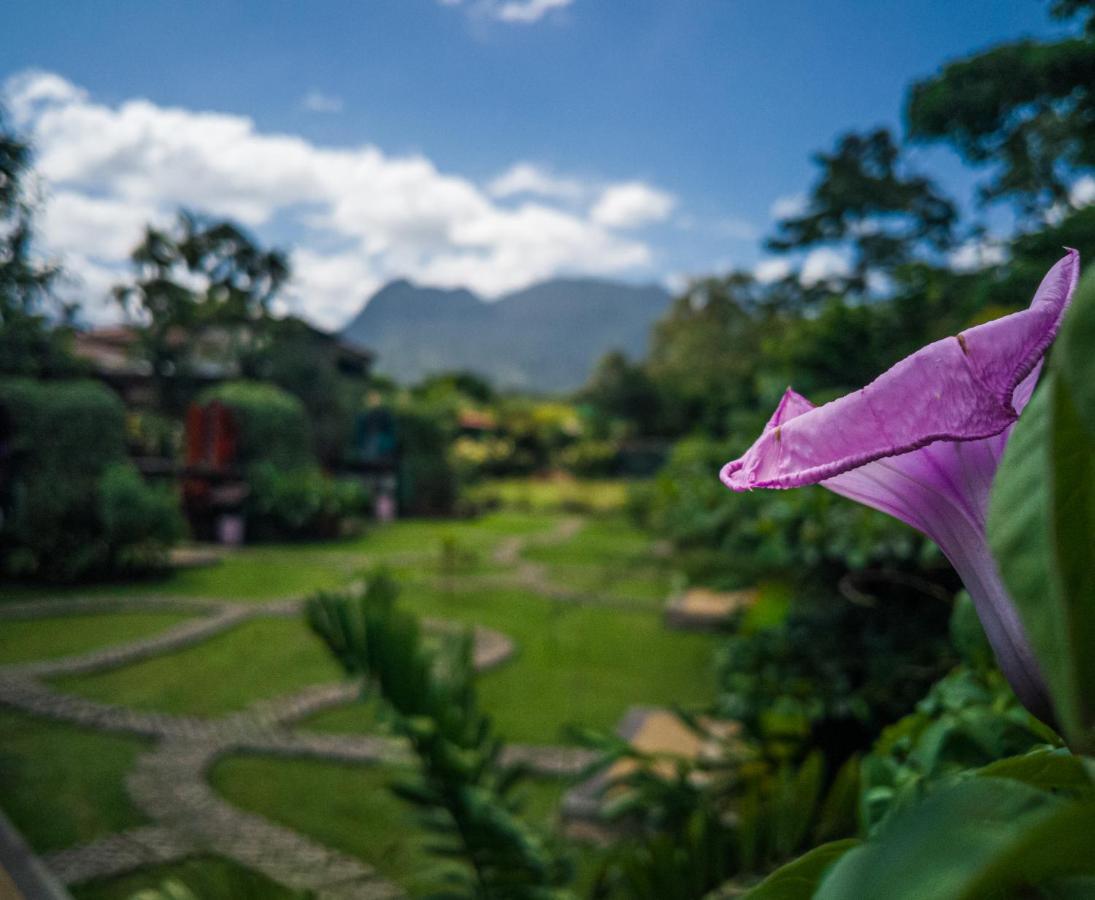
[988,372,1095,747]
[743,839,860,900]
[814,778,1061,900]
[1047,375,1095,745]
[1056,267,1095,439]
[989,267,1095,748]
[976,747,1090,795]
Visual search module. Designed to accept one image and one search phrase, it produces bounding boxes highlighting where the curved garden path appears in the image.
[0,519,607,897]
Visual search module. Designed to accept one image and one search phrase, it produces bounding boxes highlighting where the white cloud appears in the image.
[770,193,807,221]
[799,247,850,287]
[753,257,792,284]
[1071,175,1095,209]
[495,0,573,24]
[948,238,1007,273]
[300,90,344,114]
[487,163,584,201]
[441,0,573,23]
[5,70,659,329]
[591,182,676,230]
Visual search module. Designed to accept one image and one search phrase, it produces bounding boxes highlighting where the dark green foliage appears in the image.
[396,409,459,515]
[115,210,290,410]
[0,110,78,378]
[768,128,957,286]
[0,379,183,580]
[588,726,859,899]
[716,588,954,763]
[906,25,1095,214]
[644,275,777,438]
[200,380,315,470]
[247,315,369,466]
[246,462,369,540]
[308,572,573,899]
[636,436,939,587]
[98,463,186,570]
[579,351,662,439]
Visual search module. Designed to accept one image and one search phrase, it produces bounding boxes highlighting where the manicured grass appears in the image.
[466,478,633,514]
[0,610,191,665]
[71,855,303,900]
[307,579,715,745]
[397,584,716,745]
[211,754,576,898]
[0,710,148,853]
[523,516,655,568]
[300,694,389,734]
[211,755,449,896]
[1,512,555,606]
[53,618,345,716]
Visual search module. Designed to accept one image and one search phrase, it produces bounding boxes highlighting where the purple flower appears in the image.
[720,251,1080,723]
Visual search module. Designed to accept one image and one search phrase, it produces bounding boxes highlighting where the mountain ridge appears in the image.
[341,276,670,392]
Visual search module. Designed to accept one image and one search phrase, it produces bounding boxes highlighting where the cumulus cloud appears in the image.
[5,70,662,328]
[799,247,851,287]
[487,163,585,201]
[770,193,807,221]
[753,257,792,284]
[1071,175,1095,209]
[495,0,573,23]
[948,238,1007,273]
[300,90,344,114]
[591,182,676,230]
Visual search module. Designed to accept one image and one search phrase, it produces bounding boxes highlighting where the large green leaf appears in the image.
[743,840,860,900]
[988,379,1077,732]
[814,778,1065,900]
[1057,266,1095,439]
[989,266,1095,749]
[1047,375,1095,745]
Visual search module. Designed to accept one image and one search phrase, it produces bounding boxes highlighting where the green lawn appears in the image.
[52,617,345,716]
[1,512,558,605]
[2,498,721,892]
[0,610,191,665]
[397,584,716,744]
[211,755,453,896]
[0,710,148,853]
[52,584,714,742]
[71,855,304,900]
[211,754,575,898]
[465,478,633,514]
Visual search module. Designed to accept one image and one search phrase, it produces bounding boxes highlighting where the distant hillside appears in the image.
[340,277,671,392]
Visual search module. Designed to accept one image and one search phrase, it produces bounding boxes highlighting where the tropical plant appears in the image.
[308,571,574,899]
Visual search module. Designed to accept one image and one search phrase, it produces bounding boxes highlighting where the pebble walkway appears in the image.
[0,583,596,896]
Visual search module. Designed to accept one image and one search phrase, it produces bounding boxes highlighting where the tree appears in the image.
[0,110,76,377]
[645,274,778,438]
[580,350,662,438]
[115,211,290,409]
[767,128,957,290]
[907,3,1095,216]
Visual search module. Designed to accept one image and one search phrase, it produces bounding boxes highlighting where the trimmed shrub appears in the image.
[99,462,186,570]
[0,378,184,580]
[396,410,457,515]
[246,462,370,540]
[199,380,314,470]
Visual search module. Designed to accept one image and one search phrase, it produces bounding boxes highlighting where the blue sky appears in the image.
[1,1,1068,326]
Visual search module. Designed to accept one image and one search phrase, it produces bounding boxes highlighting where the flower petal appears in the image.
[820,438,1054,721]
[720,250,1079,492]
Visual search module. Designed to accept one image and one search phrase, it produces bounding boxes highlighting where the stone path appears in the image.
[0,586,595,897]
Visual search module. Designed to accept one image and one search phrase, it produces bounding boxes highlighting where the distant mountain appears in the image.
[341,277,671,392]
